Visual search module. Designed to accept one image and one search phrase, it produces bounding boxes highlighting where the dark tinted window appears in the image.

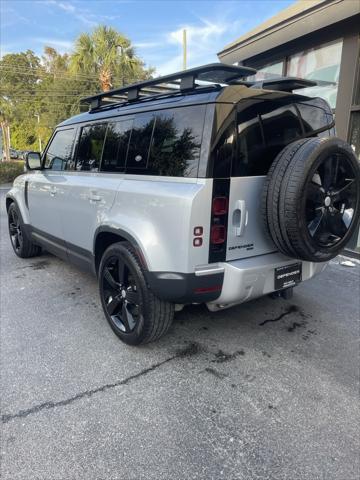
[148,107,204,177]
[126,114,155,171]
[76,124,107,171]
[297,101,329,133]
[234,101,302,176]
[124,106,204,177]
[211,123,235,178]
[101,120,132,172]
[44,128,75,170]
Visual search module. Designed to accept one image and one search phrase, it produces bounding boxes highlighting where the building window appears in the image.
[248,61,284,81]
[348,112,360,160]
[287,39,343,109]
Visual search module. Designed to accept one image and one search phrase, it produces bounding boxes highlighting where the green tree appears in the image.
[0,26,154,152]
[70,25,153,91]
[0,50,43,151]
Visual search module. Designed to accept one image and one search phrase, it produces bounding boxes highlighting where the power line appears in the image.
[0,66,136,84]
[0,65,101,80]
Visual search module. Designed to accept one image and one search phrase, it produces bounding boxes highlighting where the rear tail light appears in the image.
[209,179,230,262]
[212,197,228,215]
[211,225,226,244]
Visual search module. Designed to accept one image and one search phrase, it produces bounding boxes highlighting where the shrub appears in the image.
[0,161,25,184]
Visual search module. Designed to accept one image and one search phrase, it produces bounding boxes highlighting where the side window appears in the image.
[75,124,107,171]
[296,101,331,134]
[148,106,204,177]
[234,101,302,176]
[126,114,155,172]
[44,128,75,170]
[101,120,132,172]
[261,104,302,146]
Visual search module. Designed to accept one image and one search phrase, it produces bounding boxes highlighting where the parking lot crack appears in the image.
[2,355,177,424]
[2,342,204,424]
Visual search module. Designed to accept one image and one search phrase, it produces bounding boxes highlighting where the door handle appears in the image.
[50,186,57,197]
[233,200,248,237]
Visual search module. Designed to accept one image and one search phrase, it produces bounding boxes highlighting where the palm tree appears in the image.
[70,26,150,92]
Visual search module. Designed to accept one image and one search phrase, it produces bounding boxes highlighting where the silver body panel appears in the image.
[7,172,327,308]
[226,176,275,260]
[205,253,327,310]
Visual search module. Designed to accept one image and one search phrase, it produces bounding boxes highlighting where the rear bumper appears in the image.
[206,253,327,311]
[145,253,327,307]
[144,270,224,304]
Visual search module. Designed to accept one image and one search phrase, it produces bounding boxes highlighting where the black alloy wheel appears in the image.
[262,137,360,262]
[305,152,358,248]
[98,242,174,345]
[7,202,41,258]
[101,254,142,334]
[8,206,23,254]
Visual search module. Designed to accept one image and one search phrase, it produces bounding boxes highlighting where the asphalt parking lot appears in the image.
[0,188,359,480]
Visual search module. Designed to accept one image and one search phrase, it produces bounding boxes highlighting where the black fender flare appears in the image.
[93,226,148,270]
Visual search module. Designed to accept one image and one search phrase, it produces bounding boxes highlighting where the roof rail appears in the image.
[80,63,256,111]
[250,77,318,92]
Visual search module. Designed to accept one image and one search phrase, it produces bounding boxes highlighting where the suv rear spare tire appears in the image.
[263,137,360,262]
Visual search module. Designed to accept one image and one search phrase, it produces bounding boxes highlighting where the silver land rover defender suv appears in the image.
[6,64,360,345]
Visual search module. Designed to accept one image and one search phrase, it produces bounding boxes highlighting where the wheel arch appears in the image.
[6,196,14,212]
[93,226,148,275]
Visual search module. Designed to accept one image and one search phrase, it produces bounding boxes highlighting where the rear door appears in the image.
[224,96,332,261]
[58,122,127,263]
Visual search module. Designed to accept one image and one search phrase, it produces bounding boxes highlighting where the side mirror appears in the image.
[25,151,42,170]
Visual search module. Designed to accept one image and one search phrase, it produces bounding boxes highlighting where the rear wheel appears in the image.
[99,242,174,345]
[8,203,41,258]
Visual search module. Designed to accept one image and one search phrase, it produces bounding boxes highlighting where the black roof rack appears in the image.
[81,63,256,111]
[250,77,318,92]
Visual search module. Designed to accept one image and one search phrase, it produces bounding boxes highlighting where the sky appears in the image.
[0,0,294,75]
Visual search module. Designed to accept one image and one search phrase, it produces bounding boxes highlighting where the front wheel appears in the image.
[8,203,41,258]
[98,242,174,345]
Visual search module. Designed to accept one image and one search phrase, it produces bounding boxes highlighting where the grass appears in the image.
[0,161,25,184]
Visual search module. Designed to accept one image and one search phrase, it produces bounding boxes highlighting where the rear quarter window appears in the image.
[100,105,205,177]
[221,98,334,178]
[148,106,205,177]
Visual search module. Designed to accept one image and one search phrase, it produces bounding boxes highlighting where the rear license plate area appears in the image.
[274,263,302,290]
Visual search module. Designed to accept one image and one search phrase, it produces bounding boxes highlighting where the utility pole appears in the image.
[0,111,10,162]
[182,29,187,70]
[34,114,42,152]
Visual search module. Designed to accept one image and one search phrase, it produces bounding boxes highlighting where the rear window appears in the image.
[296,101,329,133]
[212,98,332,178]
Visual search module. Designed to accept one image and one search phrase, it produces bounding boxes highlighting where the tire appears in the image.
[7,203,42,258]
[263,137,360,262]
[99,242,174,345]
